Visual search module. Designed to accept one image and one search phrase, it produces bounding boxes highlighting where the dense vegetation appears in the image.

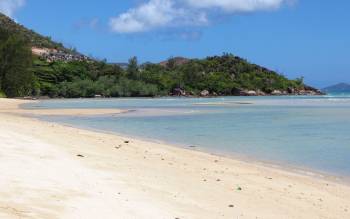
[27,54,306,98]
[0,12,314,98]
[0,28,33,97]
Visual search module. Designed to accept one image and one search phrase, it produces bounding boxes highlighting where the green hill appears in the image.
[0,13,71,53]
[0,12,323,98]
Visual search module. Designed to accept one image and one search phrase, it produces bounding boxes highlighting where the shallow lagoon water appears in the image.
[25,94,350,177]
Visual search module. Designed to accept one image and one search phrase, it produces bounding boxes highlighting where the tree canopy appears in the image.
[0,28,33,97]
[29,53,308,98]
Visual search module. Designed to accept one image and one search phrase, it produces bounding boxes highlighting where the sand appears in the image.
[0,98,349,219]
[0,100,126,116]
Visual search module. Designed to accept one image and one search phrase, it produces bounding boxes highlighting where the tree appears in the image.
[127,56,140,80]
[0,29,33,97]
[166,56,176,70]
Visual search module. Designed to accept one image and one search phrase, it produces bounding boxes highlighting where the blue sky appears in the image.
[1,0,349,88]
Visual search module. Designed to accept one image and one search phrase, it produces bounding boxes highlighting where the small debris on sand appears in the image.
[228,204,234,208]
[124,141,129,144]
[237,187,242,191]
[77,154,84,158]
[115,145,122,149]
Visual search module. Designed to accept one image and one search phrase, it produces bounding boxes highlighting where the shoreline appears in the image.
[33,112,349,185]
[1,98,350,218]
[40,113,350,185]
[22,100,350,184]
[16,92,327,101]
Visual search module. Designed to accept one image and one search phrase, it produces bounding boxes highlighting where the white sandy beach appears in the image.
[0,98,349,219]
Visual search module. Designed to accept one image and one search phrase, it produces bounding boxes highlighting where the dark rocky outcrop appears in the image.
[171,88,186,96]
[204,87,324,97]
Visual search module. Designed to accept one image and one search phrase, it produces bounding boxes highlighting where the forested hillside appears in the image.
[0,13,71,53]
[0,12,323,98]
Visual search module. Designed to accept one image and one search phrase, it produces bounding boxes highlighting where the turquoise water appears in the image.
[25,94,350,177]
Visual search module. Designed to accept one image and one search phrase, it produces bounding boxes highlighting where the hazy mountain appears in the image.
[322,83,350,92]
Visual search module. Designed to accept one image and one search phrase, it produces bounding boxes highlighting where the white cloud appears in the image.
[110,0,208,33]
[185,0,286,12]
[110,0,291,33]
[0,0,25,17]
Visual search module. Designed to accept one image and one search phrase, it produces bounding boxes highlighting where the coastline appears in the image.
[24,99,350,184]
[35,113,349,185]
[1,98,350,218]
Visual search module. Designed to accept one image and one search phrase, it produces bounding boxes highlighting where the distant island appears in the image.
[0,12,323,98]
[322,83,350,93]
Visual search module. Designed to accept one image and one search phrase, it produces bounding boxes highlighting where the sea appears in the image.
[24,92,350,179]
